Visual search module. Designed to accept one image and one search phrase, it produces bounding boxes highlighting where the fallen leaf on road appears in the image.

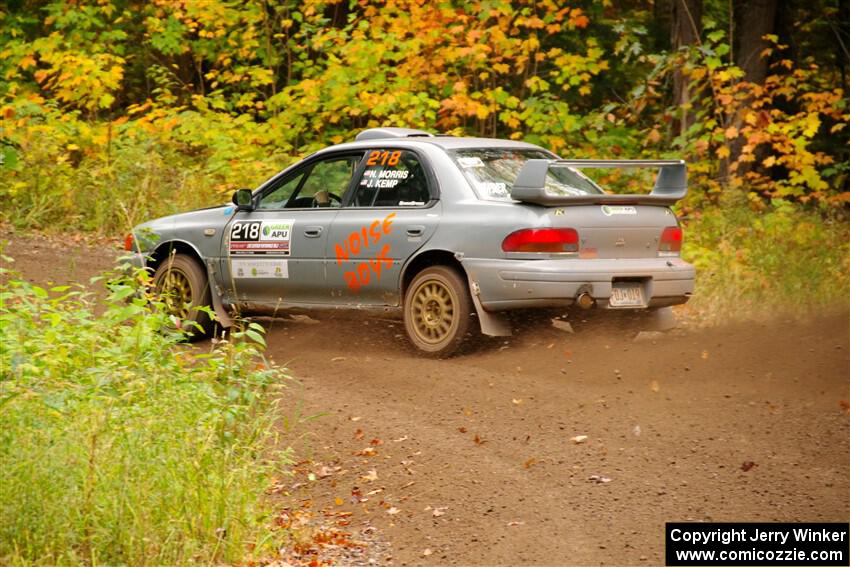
[507,521,525,527]
[334,497,344,506]
[839,400,850,412]
[588,474,612,484]
[361,470,378,482]
[387,507,400,515]
[633,425,642,437]
[463,407,473,417]
[458,427,467,433]
[370,438,383,446]
[432,507,447,517]
[422,548,433,557]
[523,457,538,469]
[473,434,487,445]
[741,461,757,472]
[650,380,660,393]
[570,435,588,444]
[702,350,709,360]
[394,435,409,442]
[365,488,383,496]
[354,428,364,440]
[316,465,333,478]
[331,356,346,362]
[356,447,377,457]
[401,481,416,489]
[350,416,362,422]
[512,398,523,405]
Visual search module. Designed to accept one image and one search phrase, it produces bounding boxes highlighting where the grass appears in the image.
[0,260,290,565]
[681,200,850,323]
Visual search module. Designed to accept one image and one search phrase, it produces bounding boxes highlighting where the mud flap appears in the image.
[466,276,512,337]
[205,259,234,328]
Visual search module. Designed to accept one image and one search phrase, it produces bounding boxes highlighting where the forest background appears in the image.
[1,0,849,318]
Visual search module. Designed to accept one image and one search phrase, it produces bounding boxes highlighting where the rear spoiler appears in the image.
[511,159,687,206]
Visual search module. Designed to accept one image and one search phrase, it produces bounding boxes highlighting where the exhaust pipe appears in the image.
[576,292,595,310]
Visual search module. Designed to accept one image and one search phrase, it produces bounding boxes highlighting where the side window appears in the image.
[258,172,304,210]
[349,150,431,208]
[286,155,362,209]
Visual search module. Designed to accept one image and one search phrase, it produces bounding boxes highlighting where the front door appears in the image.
[221,152,365,306]
[326,148,441,305]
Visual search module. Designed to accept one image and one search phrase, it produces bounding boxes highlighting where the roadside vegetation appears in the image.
[0,258,289,564]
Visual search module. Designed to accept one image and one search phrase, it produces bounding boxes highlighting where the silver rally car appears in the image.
[126,127,695,356]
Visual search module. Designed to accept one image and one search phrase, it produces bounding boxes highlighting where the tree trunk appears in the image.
[735,0,778,83]
[725,0,778,178]
[671,0,703,137]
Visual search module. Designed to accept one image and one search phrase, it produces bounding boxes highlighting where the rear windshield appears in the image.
[451,149,603,201]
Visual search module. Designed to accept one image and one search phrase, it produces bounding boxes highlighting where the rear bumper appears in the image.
[462,256,695,311]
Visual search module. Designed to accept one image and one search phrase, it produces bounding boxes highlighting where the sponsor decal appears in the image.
[223,206,234,216]
[333,213,396,292]
[601,205,637,216]
[232,259,289,279]
[229,219,294,255]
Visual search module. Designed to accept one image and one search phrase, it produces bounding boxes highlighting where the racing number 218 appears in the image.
[231,221,261,241]
[367,150,401,167]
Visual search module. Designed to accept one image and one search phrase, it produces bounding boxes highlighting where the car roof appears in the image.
[314,128,544,155]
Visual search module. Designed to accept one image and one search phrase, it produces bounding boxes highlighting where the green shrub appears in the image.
[0,261,289,565]
[682,201,850,323]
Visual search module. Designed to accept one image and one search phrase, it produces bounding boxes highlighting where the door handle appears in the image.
[304,226,323,238]
[406,225,425,237]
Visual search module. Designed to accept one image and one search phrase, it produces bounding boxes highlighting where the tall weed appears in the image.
[0,261,290,565]
[682,202,850,323]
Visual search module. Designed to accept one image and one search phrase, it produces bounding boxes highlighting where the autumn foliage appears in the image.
[0,0,848,313]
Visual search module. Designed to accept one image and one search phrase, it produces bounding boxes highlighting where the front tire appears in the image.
[403,266,472,357]
[152,253,213,339]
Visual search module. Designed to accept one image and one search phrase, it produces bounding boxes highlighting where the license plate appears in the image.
[610,283,646,308]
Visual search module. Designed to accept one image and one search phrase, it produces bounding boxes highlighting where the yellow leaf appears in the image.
[763,156,776,167]
[724,126,739,139]
[717,145,731,158]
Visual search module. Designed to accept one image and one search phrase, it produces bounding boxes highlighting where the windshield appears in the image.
[451,148,603,201]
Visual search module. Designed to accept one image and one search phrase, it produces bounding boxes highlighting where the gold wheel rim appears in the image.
[411,279,456,344]
[159,269,193,319]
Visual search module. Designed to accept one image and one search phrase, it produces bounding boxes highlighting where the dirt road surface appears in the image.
[3,229,849,566]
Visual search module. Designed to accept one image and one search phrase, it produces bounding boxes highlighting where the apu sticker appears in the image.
[229,219,294,255]
[601,205,637,216]
[232,259,289,278]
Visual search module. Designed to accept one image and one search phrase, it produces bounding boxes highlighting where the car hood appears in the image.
[132,204,233,252]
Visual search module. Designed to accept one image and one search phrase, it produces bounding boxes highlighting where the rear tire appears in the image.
[403,266,472,357]
[152,253,213,340]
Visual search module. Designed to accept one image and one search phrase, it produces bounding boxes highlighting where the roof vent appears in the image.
[354,127,435,142]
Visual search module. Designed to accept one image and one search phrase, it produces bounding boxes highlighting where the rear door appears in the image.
[221,151,365,305]
[326,148,441,305]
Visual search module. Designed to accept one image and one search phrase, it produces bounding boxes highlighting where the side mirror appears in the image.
[232,189,255,211]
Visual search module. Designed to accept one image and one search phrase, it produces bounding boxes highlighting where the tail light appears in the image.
[658,226,682,256]
[502,228,579,253]
[124,233,135,252]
